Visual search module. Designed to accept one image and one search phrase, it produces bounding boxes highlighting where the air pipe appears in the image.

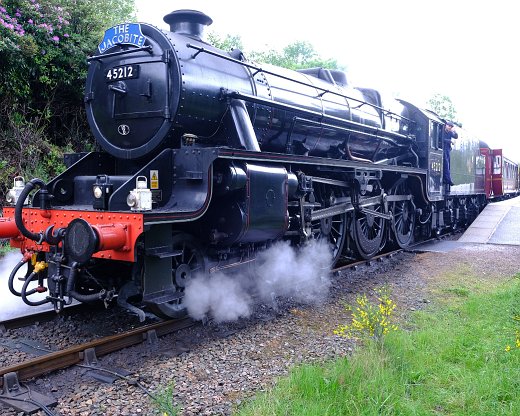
[8,253,31,297]
[15,178,51,244]
[21,261,51,306]
[66,262,107,303]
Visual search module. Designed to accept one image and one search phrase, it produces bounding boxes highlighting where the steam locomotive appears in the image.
[0,10,515,319]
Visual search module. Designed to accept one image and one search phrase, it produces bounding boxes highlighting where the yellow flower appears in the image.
[505,345,511,352]
[334,287,398,342]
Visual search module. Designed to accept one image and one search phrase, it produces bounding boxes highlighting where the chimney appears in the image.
[163,9,213,39]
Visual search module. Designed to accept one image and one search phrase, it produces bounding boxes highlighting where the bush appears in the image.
[0,0,134,201]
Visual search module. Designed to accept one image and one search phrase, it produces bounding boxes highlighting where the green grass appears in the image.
[236,276,520,415]
[150,382,179,416]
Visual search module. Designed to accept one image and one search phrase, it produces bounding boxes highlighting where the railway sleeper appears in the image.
[0,372,57,414]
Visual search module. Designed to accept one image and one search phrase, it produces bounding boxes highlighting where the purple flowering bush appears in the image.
[0,0,76,97]
[0,0,134,201]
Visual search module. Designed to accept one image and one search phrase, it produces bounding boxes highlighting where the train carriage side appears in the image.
[449,126,485,195]
[482,149,520,200]
[502,155,519,197]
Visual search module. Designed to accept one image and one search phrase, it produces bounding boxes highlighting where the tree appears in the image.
[249,41,340,70]
[207,31,244,52]
[427,93,458,122]
[207,33,341,71]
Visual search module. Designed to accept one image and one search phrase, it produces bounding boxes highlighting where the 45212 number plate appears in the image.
[106,64,139,82]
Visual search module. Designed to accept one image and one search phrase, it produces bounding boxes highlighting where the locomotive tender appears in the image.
[0,10,502,319]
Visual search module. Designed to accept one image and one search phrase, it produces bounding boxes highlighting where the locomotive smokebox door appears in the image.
[85,23,181,159]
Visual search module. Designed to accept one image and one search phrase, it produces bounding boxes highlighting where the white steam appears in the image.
[184,273,252,322]
[254,239,332,304]
[184,240,332,323]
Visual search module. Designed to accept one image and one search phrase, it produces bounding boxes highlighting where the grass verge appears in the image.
[236,273,520,415]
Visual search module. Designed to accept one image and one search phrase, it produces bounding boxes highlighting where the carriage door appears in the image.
[480,147,492,198]
[492,150,503,197]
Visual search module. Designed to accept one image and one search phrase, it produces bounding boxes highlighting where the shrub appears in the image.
[334,286,399,344]
[0,0,135,201]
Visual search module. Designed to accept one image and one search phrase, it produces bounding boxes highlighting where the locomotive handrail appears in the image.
[186,43,412,124]
[223,90,414,144]
[87,45,154,62]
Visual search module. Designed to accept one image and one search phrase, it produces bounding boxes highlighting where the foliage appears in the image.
[207,32,340,70]
[504,329,520,352]
[0,0,135,201]
[334,286,398,343]
[249,40,340,70]
[0,239,15,256]
[150,382,179,416]
[207,31,243,52]
[238,276,520,415]
[427,93,458,122]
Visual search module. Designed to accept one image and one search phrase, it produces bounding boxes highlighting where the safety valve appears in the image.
[126,176,152,211]
[92,174,113,210]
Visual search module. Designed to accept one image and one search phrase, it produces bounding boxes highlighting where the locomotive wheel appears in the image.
[310,184,348,266]
[311,213,348,266]
[390,181,416,248]
[352,201,386,259]
[148,233,206,319]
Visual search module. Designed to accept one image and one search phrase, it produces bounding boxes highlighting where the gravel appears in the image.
[2,240,520,416]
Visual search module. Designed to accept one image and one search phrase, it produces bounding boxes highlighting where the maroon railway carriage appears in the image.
[480,147,520,200]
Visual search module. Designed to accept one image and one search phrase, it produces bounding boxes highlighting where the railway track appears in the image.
[332,249,402,274]
[0,317,195,390]
[0,252,397,390]
[0,237,446,413]
[0,244,424,386]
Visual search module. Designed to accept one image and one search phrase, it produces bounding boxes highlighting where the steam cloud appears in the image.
[183,240,333,323]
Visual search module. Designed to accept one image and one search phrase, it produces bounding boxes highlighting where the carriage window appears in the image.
[475,155,485,175]
[493,155,502,175]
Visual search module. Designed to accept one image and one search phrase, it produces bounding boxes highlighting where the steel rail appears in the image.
[332,249,403,274]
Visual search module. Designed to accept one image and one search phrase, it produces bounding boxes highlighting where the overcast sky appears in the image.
[134,0,520,161]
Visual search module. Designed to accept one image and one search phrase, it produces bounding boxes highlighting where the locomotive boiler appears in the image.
[0,10,493,319]
[86,10,415,163]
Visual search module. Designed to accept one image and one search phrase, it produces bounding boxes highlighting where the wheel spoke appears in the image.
[390,182,415,248]
[309,185,347,266]
[353,192,385,259]
[186,252,195,266]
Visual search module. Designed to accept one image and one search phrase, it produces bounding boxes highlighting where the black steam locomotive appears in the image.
[0,10,489,319]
